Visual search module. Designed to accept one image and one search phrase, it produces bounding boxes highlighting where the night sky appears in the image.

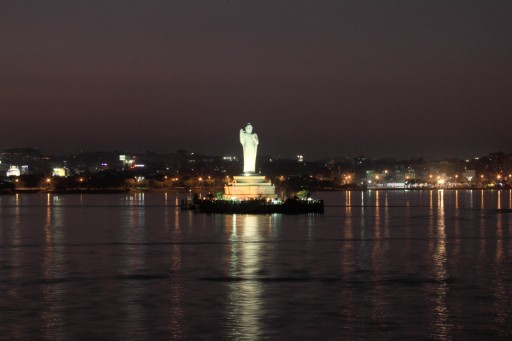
[1,1,511,159]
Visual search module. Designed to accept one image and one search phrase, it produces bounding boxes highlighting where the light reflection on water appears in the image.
[0,191,511,339]
[169,204,183,340]
[453,190,461,257]
[430,190,451,340]
[226,215,264,340]
[344,191,352,240]
[371,190,385,330]
[41,196,66,340]
[119,194,148,339]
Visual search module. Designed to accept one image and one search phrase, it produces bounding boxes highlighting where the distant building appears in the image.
[6,166,21,177]
[355,156,367,165]
[462,170,476,182]
[405,169,416,180]
[0,148,50,174]
[52,167,69,177]
[119,154,135,168]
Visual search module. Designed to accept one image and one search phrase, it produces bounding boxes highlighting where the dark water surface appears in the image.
[1,190,511,340]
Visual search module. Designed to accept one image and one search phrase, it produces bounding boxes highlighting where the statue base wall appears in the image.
[224,174,276,199]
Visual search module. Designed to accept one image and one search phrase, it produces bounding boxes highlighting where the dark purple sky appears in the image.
[1,1,511,159]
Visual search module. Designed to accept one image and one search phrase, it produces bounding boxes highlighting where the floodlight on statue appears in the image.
[223,122,275,199]
[240,123,258,174]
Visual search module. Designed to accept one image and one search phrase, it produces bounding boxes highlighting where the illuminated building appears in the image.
[6,166,21,177]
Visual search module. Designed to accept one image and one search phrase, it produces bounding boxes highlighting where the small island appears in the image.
[187,123,324,214]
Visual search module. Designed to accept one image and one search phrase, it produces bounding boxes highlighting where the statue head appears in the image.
[245,123,253,133]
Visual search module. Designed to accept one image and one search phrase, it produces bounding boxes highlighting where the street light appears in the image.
[45,178,52,191]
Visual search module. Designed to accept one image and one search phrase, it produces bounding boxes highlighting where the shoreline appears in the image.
[0,187,510,195]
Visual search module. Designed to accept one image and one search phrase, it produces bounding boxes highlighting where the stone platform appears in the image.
[223,174,276,199]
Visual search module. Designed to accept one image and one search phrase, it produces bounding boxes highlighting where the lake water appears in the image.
[0,190,511,340]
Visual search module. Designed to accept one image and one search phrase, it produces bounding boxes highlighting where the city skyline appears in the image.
[0,145,510,162]
[1,1,511,159]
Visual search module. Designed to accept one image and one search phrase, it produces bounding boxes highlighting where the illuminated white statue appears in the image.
[240,123,259,173]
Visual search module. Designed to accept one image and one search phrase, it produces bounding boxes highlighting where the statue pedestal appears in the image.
[224,174,276,199]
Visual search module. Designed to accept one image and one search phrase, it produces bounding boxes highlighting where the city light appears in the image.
[2,147,512,192]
